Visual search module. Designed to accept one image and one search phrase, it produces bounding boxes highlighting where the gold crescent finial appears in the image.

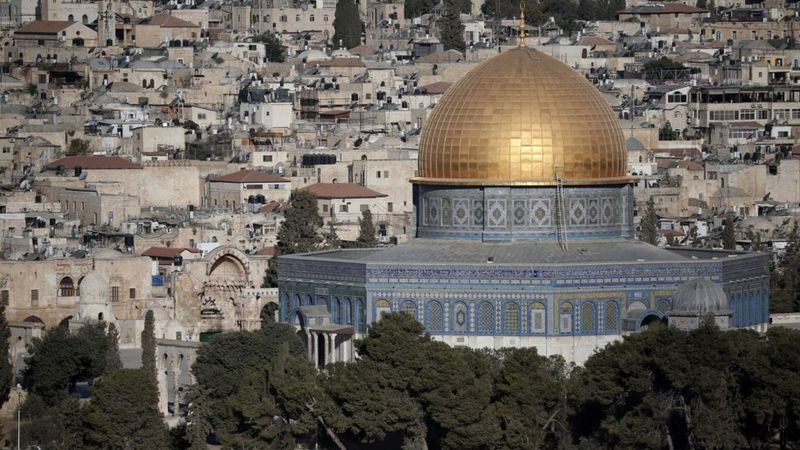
[519,1,526,47]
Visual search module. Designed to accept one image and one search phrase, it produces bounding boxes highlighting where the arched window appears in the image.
[402,301,416,319]
[303,294,312,306]
[581,303,595,333]
[290,294,299,320]
[335,297,343,323]
[357,298,366,331]
[559,303,573,333]
[82,14,88,24]
[604,301,619,332]
[426,301,443,332]
[375,299,390,320]
[530,302,546,333]
[59,277,75,296]
[346,297,353,324]
[505,303,520,333]
[478,302,494,334]
[657,298,671,315]
[68,14,74,21]
[453,302,467,332]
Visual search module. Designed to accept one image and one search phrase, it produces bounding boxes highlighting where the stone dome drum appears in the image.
[415,46,629,186]
[78,270,107,305]
[672,279,730,315]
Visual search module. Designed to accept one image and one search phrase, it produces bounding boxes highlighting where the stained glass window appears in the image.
[581,303,595,333]
[604,302,618,332]
[375,299,391,320]
[505,303,519,333]
[403,301,416,319]
[479,302,494,334]
[559,303,573,333]
[427,301,443,332]
[657,298,671,315]
[453,302,468,332]
[357,298,366,331]
[531,303,546,333]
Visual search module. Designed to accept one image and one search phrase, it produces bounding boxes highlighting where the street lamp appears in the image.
[16,383,21,450]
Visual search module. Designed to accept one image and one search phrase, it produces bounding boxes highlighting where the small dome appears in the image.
[626,137,646,152]
[79,271,107,305]
[672,279,729,315]
[94,248,123,259]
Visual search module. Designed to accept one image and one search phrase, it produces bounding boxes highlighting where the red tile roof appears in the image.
[303,183,387,199]
[211,169,290,183]
[255,246,275,256]
[45,156,143,170]
[141,247,200,258]
[16,21,74,34]
[146,14,199,28]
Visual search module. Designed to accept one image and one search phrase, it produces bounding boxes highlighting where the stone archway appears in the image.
[198,246,251,331]
[639,313,667,330]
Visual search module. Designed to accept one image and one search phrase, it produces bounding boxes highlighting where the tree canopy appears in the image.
[639,197,659,245]
[438,0,466,52]
[332,0,361,49]
[356,208,379,248]
[253,32,287,63]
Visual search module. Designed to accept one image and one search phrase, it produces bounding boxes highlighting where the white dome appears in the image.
[671,279,729,315]
[79,271,107,305]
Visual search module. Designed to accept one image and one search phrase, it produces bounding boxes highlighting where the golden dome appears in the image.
[415,46,630,186]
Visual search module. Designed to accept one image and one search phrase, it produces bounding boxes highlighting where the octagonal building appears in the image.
[277,46,769,365]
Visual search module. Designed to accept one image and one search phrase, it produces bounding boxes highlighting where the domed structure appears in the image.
[75,270,115,323]
[672,278,730,314]
[78,270,107,305]
[668,279,732,330]
[415,46,628,186]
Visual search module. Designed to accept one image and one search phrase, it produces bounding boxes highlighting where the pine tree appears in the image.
[141,310,156,383]
[639,197,658,245]
[322,221,341,250]
[253,32,287,62]
[722,212,737,250]
[0,306,12,407]
[438,0,466,52]
[332,0,361,49]
[264,191,325,287]
[105,322,123,375]
[357,208,379,248]
[82,369,169,448]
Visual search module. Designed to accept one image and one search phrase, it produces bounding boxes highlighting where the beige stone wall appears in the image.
[81,165,203,209]
[132,127,186,156]
[0,255,152,328]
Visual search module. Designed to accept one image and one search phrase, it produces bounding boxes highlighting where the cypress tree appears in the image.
[332,0,361,49]
[0,306,12,407]
[438,0,466,52]
[105,322,123,375]
[722,212,737,250]
[357,208,379,248]
[639,197,658,245]
[141,310,156,383]
[265,190,325,287]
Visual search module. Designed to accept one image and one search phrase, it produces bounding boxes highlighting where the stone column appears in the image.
[311,332,318,369]
[157,355,169,416]
[306,331,312,362]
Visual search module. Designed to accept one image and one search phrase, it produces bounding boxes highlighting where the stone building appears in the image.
[277,44,770,366]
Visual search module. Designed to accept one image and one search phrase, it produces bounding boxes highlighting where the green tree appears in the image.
[333,0,361,49]
[722,212,737,250]
[639,197,658,245]
[254,32,287,62]
[141,310,156,383]
[265,190,325,287]
[772,223,800,312]
[105,322,123,375]
[405,0,437,18]
[189,323,314,447]
[26,83,37,97]
[494,348,571,449]
[438,0,466,52]
[322,221,341,250]
[23,322,108,406]
[82,369,169,449]
[0,306,13,408]
[356,208,378,248]
[67,139,91,155]
[17,395,83,449]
